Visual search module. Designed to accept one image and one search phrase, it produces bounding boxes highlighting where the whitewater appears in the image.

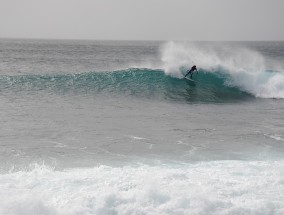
[0,39,284,214]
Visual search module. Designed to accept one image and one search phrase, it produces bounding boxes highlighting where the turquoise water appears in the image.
[0,39,284,214]
[0,68,252,103]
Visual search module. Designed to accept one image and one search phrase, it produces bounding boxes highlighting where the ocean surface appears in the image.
[0,39,284,214]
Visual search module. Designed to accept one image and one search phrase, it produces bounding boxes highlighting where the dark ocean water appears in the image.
[0,39,284,214]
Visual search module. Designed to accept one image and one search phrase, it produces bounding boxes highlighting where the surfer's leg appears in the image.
[185,70,193,77]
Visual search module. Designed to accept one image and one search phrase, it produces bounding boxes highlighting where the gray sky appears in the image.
[1,0,283,41]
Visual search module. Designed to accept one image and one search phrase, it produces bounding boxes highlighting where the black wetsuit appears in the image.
[185,66,197,79]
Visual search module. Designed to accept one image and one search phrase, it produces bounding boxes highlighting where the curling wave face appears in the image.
[0,68,253,103]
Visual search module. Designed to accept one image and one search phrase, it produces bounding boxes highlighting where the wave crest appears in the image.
[161,41,284,99]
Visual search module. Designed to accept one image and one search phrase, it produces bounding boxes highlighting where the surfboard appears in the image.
[184,76,196,83]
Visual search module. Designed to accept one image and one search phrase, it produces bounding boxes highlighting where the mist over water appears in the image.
[0,39,284,214]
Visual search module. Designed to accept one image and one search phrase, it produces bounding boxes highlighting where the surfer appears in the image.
[184,65,198,79]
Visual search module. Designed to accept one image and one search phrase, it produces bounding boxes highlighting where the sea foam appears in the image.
[1,161,284,215]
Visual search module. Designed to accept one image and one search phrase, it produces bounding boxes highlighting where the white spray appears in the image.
[160,41,284,98]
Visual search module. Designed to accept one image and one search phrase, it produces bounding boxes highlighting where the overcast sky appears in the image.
[0,0,283,41]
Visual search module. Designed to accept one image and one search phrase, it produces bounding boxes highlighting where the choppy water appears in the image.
[0,39,284,214]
